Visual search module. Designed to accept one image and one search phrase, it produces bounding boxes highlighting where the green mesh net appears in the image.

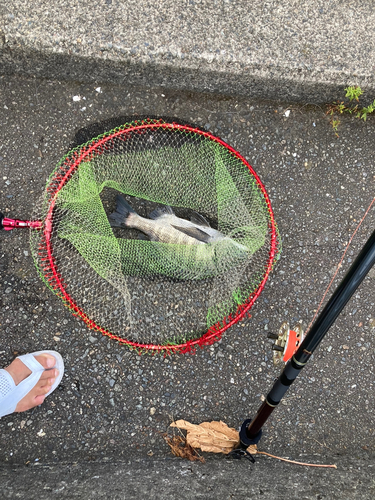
[30,119,279,353]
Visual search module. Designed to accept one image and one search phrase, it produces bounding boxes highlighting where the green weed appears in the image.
[327,86,375,136]
[344,85,363,102]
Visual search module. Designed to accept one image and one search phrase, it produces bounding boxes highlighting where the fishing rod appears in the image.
[238,227,375,451]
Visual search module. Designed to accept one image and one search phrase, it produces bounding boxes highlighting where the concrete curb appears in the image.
[1,455,375,500]
[1,43,374,104]
[1,1,375,103]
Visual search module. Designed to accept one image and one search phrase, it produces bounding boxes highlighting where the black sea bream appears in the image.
[109,195,248,253]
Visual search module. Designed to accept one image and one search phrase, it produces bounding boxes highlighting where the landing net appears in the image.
[30,118,280,353]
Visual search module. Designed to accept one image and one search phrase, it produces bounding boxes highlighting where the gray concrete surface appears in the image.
[0,75,374,498]
[1,1,375,103]
[1,456,375,500]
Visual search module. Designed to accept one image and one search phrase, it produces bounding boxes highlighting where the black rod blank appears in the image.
[244,228,375,442]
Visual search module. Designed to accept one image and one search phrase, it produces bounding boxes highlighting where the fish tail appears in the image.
[109,195,137,227]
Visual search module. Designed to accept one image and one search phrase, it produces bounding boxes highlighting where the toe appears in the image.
[39,368,59,381]
[34,395,46,406]
[40,383,52,395]
[35,354,56,369]
[16,394,46,412]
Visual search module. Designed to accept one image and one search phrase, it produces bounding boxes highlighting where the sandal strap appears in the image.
[17,353,45,373]
[0,369,16,399]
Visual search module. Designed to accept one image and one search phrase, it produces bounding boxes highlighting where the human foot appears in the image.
[4,354,58,412]
[0,351,64,417]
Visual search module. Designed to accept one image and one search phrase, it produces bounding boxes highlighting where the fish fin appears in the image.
[109,213,124,227]
[149,205,175,220]
[171,224,211,243]
[148,234,160,241]
[190,211,211,227]
[116,195,136,216]
[137,232,149,241]
[109,195,136,227]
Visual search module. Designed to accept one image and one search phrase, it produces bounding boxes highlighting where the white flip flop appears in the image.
[0,350,64,418]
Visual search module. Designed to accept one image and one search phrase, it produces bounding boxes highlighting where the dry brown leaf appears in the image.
[169,420,337,468]
[171,420,199,431]
[171,420,240,454]
[247,444,259,455]
[200,421,239,440]
[164,435,205,462]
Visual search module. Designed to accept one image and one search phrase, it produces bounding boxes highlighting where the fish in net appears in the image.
[30,117,280,354]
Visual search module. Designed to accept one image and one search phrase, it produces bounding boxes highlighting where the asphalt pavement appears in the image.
[0,74,374,498]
